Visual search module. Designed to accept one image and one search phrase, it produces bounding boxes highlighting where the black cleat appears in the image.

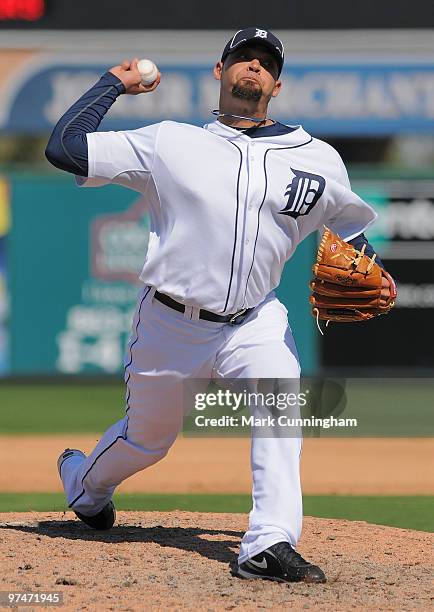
[57,448,116,531]
[236,541,326,584]
[74,501,116,531]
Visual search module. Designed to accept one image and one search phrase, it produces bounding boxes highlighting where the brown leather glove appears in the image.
[310,227,397,323]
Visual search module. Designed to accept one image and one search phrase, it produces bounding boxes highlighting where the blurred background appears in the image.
[1,0,434,377]
[0,1,432,527]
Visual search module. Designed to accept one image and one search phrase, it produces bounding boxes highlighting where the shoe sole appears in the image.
[235,566,326,584]
[235,566,287,582]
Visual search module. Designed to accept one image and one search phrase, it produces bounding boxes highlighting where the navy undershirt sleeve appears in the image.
[45,72,125,177]
[348,233,384,268]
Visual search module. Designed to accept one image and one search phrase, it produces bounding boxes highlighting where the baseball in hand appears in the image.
[137,59,158,85]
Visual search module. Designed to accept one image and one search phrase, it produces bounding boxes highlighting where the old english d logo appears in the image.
[280,168,326,218]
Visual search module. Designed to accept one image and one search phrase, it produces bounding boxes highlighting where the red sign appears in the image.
[0,0,45,21]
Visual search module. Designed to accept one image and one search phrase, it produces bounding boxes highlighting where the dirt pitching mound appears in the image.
[0,512,432,611]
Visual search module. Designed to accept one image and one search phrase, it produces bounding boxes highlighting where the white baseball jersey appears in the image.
[79,120,376,314]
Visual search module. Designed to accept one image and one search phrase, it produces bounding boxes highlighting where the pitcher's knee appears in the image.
[126,416,179,447]
[124,431,176,466]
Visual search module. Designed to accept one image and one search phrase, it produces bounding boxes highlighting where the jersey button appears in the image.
[248,205,253,210]
[245,239,250,245]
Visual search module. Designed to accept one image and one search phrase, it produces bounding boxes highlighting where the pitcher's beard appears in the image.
[232,80,262,102]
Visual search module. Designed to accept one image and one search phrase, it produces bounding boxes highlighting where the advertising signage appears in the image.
[1,58,434,135]
[322,180,434,371]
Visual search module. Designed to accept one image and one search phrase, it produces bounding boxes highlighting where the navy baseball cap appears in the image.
[221,27,284,77]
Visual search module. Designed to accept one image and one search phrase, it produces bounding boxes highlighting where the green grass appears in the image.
[1,381,433,436]
[0,494,432,532]
[304,495,434,532]
[0,384,125,433]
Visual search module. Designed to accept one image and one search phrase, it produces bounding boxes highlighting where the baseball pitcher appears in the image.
[47,27,394,584]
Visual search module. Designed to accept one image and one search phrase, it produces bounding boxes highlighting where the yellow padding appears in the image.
[0,178,11,236]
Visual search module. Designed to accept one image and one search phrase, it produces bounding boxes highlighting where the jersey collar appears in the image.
[203,119,312,146]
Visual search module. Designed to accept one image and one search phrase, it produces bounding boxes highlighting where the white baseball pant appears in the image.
[60,285,303,563]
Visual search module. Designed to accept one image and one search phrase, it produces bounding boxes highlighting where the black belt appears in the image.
[154,290,253,325]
